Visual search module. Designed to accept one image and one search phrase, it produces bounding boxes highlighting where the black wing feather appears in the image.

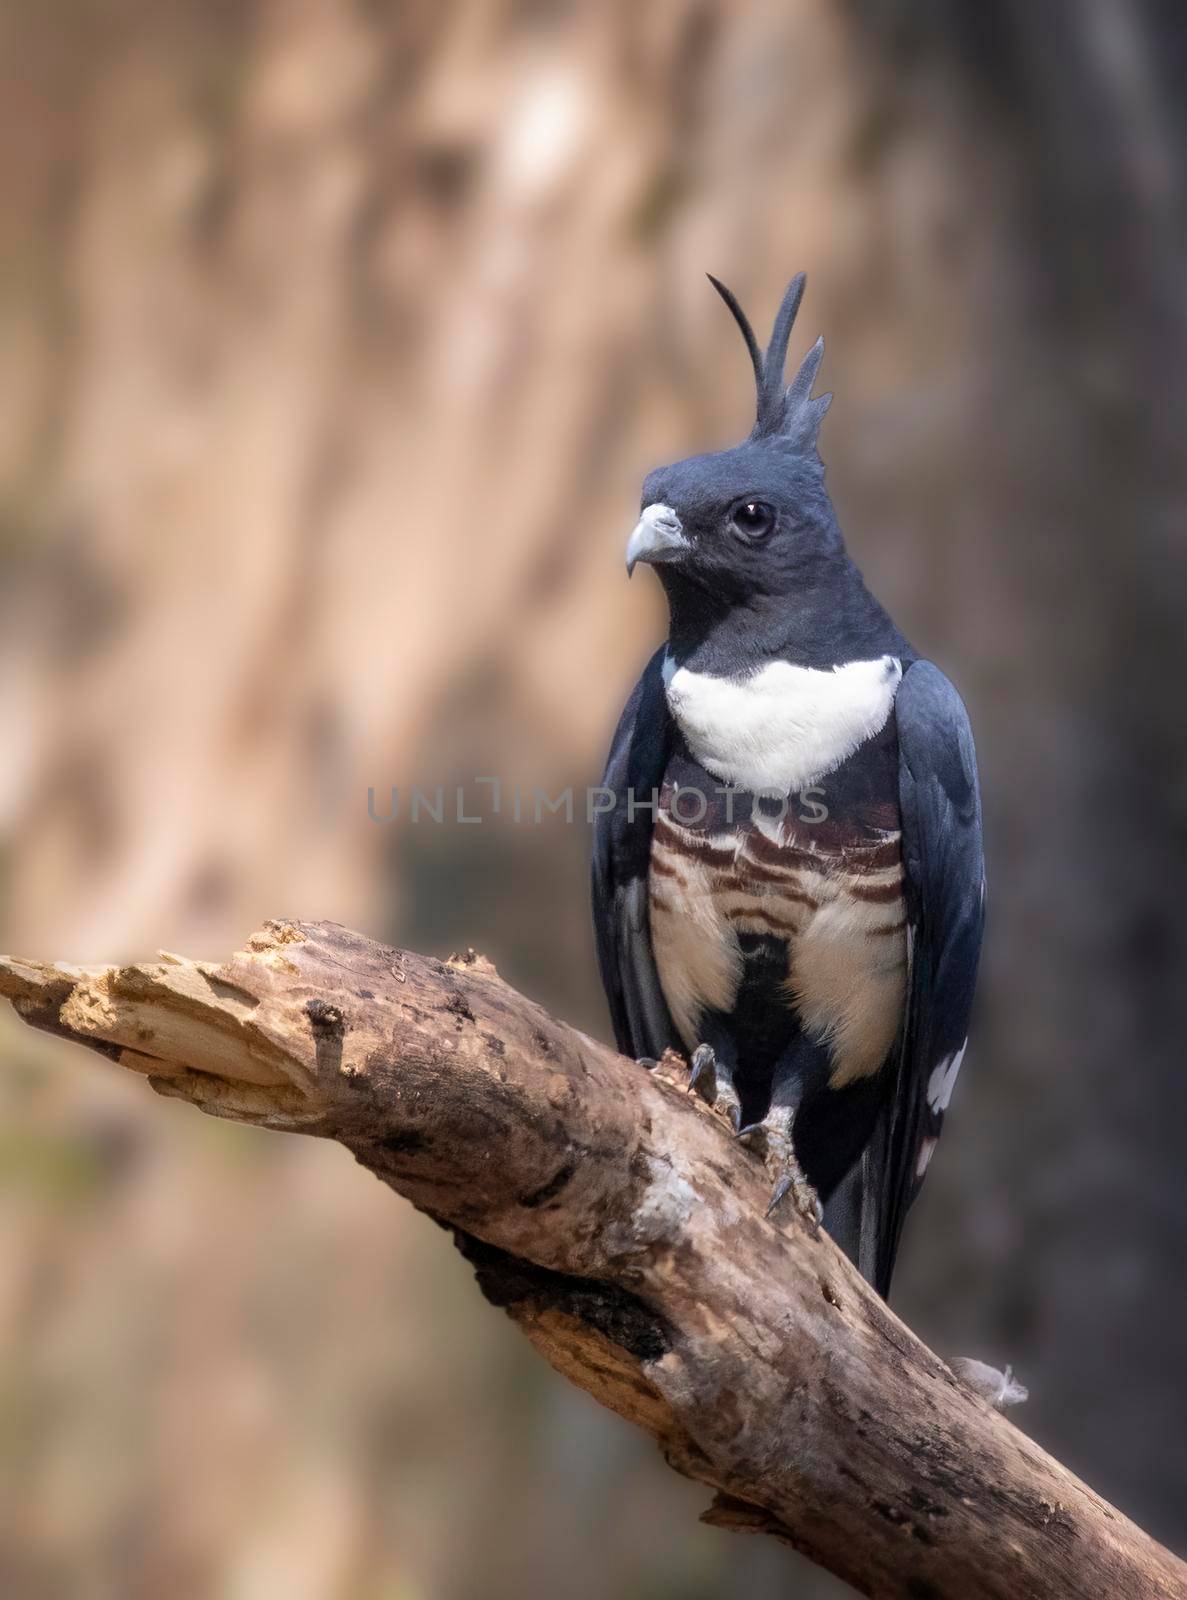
[864,660,985,1297]
[591,647,681,1060]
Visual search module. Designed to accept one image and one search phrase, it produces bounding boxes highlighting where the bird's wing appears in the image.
[843,659,985,1297]
[591,646,681,1060]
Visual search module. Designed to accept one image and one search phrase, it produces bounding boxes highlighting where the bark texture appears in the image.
[1,918,1182,1600]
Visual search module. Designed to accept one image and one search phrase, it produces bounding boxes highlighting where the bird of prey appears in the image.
[591,273,984,1297]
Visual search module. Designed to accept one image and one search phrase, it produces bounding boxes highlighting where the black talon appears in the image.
[685,1042,743,1132]
[635,1056,657,1069]
[766,1174,792,1216]
[736,1107,823,1230]
[687,1042,717,1103]
[766,1175,823,1230]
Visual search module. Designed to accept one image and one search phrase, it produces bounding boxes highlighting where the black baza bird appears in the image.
[591,273,984,1297]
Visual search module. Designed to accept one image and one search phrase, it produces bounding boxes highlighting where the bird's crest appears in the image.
[707,272,831,450]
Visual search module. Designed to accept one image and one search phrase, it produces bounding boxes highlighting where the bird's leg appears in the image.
[737,1065,822,1228]
[686,1040,742,1132]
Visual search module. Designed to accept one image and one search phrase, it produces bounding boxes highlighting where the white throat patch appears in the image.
[663,653,903,792]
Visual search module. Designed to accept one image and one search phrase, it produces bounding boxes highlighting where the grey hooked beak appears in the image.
[626,503,688,576]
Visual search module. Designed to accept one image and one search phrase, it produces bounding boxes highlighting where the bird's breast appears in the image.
[648,741,908,1085]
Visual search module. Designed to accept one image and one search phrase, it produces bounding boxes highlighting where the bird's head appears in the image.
[626,274,840,616]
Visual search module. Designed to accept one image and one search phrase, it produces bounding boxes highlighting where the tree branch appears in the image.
[1,919,1182,1599]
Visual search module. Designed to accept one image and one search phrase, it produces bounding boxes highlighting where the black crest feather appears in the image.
[707,271,831,448]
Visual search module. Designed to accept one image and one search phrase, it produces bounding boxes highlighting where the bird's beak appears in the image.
[626,503,688,577]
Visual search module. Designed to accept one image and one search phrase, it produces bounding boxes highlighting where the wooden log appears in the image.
[1,919,1183,1600]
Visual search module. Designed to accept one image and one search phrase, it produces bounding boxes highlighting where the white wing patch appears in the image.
[916,1136,939,1177]
[926,1041,966,1115]
[664,655,903,793]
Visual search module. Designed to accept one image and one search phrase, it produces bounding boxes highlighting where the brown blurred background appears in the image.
[1,2,1185,1596]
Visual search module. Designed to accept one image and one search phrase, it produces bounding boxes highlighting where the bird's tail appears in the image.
[821,1121,893,1297]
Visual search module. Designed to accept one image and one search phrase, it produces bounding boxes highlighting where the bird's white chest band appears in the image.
[663,653,903,792]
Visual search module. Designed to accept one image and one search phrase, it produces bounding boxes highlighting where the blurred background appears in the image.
[1,1,1185,1595]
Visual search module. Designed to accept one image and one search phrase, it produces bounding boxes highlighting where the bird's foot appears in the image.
[686,1043,742,1132]
[635,1056,657,1069]
[736,1116,822,1228]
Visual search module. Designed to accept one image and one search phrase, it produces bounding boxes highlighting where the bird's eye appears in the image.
[731,500,776,541]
